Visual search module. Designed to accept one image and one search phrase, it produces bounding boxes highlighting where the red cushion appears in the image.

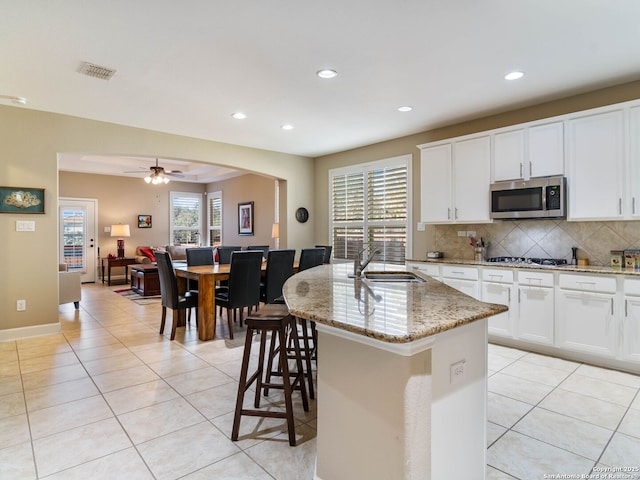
[139,247,156,262]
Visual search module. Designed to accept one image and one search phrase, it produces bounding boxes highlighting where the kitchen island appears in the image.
[282,262,507,480]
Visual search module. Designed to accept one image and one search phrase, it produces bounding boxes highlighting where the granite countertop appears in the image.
[282,262,507,344]
[407,258,640,276]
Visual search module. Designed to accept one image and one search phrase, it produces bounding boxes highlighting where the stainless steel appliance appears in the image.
[490,175,566,219]
[487,256,567,266]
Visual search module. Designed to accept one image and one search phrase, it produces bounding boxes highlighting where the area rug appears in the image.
[115,288,162,306]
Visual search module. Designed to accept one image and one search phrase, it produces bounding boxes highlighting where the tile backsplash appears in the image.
[432,220,640,266]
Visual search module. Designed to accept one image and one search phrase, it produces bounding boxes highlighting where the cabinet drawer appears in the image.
[517,270,554,288]
[558,273,616,293]
[442,265,479,280]
[482,268,513,283]
[408,263,440,278]
[624,278,640,296]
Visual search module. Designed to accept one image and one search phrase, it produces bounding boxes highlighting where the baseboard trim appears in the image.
[0,323,61,342]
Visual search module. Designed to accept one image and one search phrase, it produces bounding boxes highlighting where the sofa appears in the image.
[134,245,188,264]
[59,263,81,309]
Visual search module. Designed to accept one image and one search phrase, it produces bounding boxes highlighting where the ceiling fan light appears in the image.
[144,176,152,183]
[163,177,170,184]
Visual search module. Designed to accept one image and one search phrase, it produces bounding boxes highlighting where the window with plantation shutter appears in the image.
[330,155,410,264]
[170,192,202,245]
[207,191,222,246]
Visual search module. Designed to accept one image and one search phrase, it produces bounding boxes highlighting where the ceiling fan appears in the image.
[125,158,184,184]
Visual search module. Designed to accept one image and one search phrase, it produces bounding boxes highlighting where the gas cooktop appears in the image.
[487,256,568,266]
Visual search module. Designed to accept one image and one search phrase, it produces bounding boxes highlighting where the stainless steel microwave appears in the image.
[490,175,566,219]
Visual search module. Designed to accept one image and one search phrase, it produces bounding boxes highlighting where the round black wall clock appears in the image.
[295,207,309,223]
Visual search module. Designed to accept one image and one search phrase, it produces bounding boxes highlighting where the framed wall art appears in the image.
[138,214,152,228]
[0,186,45,214]
[238,201,254,235]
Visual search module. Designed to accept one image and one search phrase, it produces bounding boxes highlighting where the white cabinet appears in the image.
[493,122,564,182]
[482,269,515,338]
[419,135,491,224]
[419,144,452,223]
[623,279,640,363]
[517,271,554,345]
[441,265,480,300]
[567,109,625,220]
[629,106,640,219]
[555,273,618,357]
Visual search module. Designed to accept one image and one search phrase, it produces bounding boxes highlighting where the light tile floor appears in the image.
[1,283,639,479]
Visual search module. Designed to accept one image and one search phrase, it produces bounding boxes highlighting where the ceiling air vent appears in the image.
[79,62,116,80]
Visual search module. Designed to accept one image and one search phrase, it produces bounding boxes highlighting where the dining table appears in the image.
[174,261,298,341]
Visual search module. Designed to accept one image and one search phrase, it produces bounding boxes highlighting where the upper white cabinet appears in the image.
[419,136,491,224]
[493,122,564,182]
[567,109,625,220]
[629,106,640,219]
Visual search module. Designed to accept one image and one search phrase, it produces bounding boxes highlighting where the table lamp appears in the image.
[110,224,131,258]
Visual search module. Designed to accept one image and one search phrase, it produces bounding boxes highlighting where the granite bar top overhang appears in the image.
[282,263,507,350]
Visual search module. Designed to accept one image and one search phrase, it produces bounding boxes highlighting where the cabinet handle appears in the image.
[625,299,628,317]
[519,163,523,178]
[633,197,636,215]
[507,288,511,303]
[518,289,521,303]
[454,208,458,219]
[611,298,614,316]
[529,162,532,177]
[489,274,503,279]
[448,208,451,220]
[451,271,465,275]
[619,198,622,215]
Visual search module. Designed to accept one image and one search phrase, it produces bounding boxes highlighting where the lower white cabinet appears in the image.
[517,271,554,346]
[441,266,480,300]
[623,279,640,362]
[555,274,618,358]
[482,269,515,338]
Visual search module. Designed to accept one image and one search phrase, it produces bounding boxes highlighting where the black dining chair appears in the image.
[186,247,214,293]
[155,251,198,341]
[298,247,326,271]
[261,249,295,304]
[247,245,270,259]
[214,250,263,339]
[216,246,242,264]
[315,245,332,264]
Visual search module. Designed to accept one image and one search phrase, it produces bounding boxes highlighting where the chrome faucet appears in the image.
[354,246,381,277]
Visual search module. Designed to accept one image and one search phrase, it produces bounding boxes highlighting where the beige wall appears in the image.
[0,106,313,336]
[314,80,640,259]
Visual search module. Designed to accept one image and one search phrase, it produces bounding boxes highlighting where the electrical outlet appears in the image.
[416,222,425,232]
[457,231,467,237]
[467,230,476,238]
[450,359,466,384]
[17,299,26,311]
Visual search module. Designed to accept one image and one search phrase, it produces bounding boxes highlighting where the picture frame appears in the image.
[238,201,254,236]
[0,186,45,214]
[138,214,152,228]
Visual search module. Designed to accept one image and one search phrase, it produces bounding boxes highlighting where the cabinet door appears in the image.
[623,296,640,363]
[453,136,491,223]
[555,290,617,357]
[483,282,513,338]
[518,286,554,345]
[420,144,452,223]
[493,129,525,181]
[528,122,564,178]
[407,262,440,279]
[442,278,480,300]
[629,107,640,218]
[567,110,624,220]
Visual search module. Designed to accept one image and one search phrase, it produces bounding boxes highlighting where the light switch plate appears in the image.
[416,222,425,232]
[16,220,35,232]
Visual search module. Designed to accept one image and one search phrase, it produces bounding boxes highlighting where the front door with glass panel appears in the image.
[59,198,98,283]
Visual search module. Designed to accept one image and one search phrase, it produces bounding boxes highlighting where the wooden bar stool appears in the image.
[231,305,309,446]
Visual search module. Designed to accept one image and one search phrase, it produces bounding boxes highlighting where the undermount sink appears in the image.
[362,271,425,283]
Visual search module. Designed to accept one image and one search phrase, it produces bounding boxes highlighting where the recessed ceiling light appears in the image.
[397,106,413,112]
[231,112,247,120]
[505,71,524,81]
[316,69,338,79]
[281,124,294,130]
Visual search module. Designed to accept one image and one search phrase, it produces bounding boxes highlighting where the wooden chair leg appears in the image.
[278,325,297,446]
[159,306,167,334]
[300,318,315,400]
[227,308,234,339]
[232,325,255,441]
[170,309,180,340]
